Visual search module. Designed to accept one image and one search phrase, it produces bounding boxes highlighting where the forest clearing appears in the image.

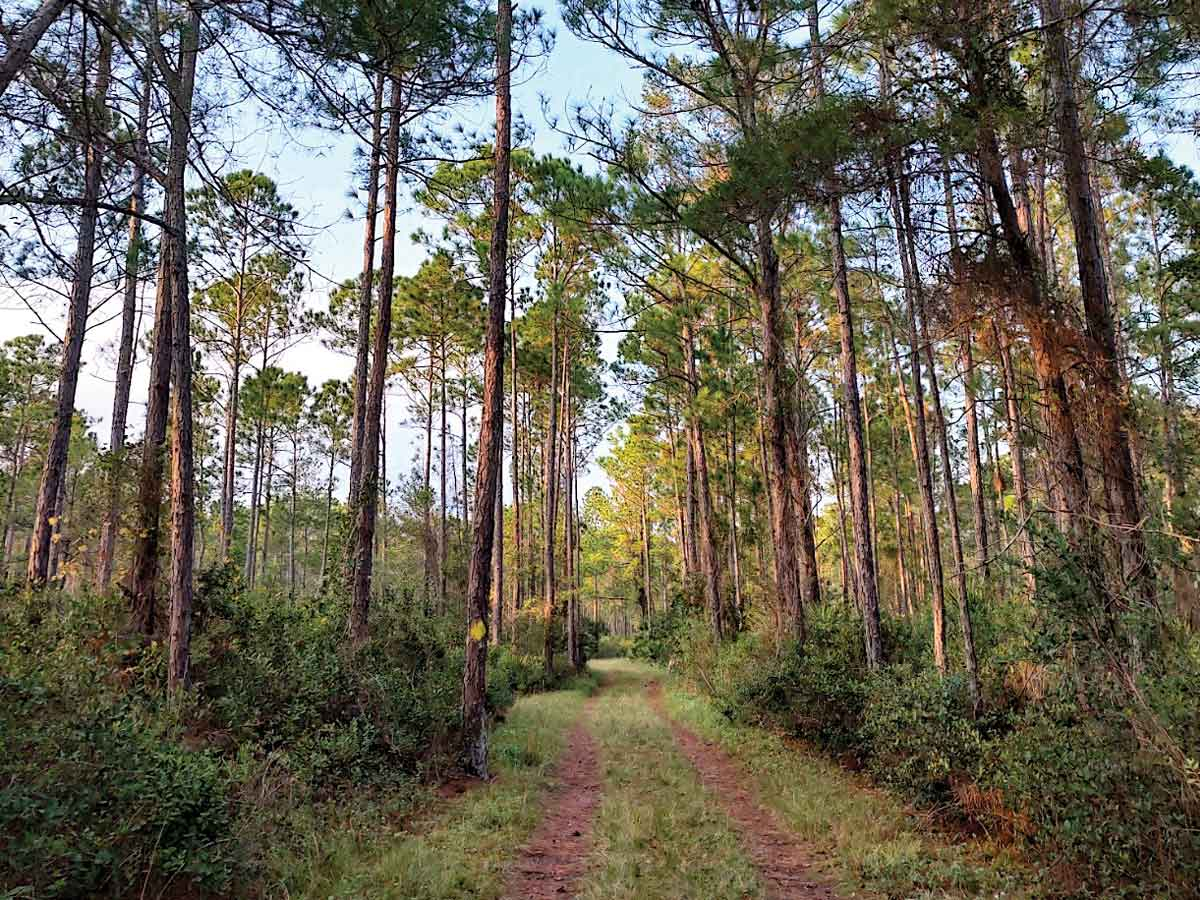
[1,0,1199,896]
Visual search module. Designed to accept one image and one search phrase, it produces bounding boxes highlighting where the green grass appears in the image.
[580,660,762,899]
[271,658,1032,900]
[271,671,598,899]
[661,675,1033,899]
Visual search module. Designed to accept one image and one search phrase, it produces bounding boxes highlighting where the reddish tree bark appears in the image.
[462,0,511,776]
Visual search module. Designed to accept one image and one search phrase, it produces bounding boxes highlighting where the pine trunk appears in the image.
[96,75,149,591]
[1043,0,1152,605]
[347,73,385,514]
[348,75,402,646]
[166,7,201,691]
[888,167,948,674]
[462,0,511,774]
[28,20,112,588]
[754,218,804,642]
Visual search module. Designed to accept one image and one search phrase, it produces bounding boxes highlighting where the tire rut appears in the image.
[646,681,839,900]
[501,692,602,900]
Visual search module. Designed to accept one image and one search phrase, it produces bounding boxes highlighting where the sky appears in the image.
[0,2,643,502]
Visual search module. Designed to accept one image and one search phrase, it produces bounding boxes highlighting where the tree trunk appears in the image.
[166,6,201,691]
[786,323,821,612]
[1,419,29,579]
[424,351,435,605]
[217,346,241,556]
[490,464,504,646]
[888,402,914,617]
[347,72,385,514]
[320,441,335,584]
[899,173,980,705]
[996,327,1037,589]
[0,0,70,99]
[131,184,177,629]
[640,486,652,620]
[510,292,523,632]
[348,75,402,646]
[683,320,723,640]
[218,223,251,561]
[682,422,698,576]
[289,440,298,599]
[440,335,448,607]
[961,335,990,573]
[665,404,689,580]
[888,167,948,674]
[944,162,991,579]
[97,74,149,591]
[754,217,804,642]
[260,432,274,584]
[809,2,879,666]
[726,404,744,628]
[243,420,263,586]
[1043,0,1152,605]
[565,416,580,670]
[542,317,562,676]
[461,374,469,539]
[47,461,68,585]
[463,0,511,773]
[28,18,113,588]
[976,124,1094,542]
[829,432,852,606]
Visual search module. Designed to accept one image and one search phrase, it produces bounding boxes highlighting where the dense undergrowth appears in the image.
[0,565,587,898]
[635,570,1200,896]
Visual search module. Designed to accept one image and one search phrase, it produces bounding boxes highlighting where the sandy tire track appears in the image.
[647,681,839,900]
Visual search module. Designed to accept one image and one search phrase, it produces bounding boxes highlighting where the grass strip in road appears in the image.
[282,671,598,900]
[578,659,764,900]
[662,681,1032,899]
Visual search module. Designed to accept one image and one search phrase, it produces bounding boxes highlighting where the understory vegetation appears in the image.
[0,575,578,897]
[634,567,1200,896]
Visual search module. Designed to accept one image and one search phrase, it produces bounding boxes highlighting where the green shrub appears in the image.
[678,585,1200,895]
[984,694,1200,894]
[696,606,871,755]
[595,634,632,658]
[630,601,695,664]
[0,575,576,897]
[859,666,983,804]
[0,594,236,897]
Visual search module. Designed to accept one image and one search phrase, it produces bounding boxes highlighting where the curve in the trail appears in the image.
[501,695,602,900]
[647,681,840,900]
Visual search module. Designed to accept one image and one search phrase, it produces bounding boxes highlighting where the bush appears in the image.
[859,666,983,804]
[630,601,695,664]
[0,593,236,896]
[595,634,632,658]
[0,574,578,898]
[680,586,1200,895]
[696,606,871,755]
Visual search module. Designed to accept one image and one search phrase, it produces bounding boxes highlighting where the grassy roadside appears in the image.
[274,671,598,899]
[579,660,763,899]
[660,673,1033,899]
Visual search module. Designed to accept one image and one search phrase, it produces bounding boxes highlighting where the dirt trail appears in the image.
[647,681,839,900]
[501,694,602,900]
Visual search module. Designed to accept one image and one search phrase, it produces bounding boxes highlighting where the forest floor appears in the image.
[296,659,1032,899]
